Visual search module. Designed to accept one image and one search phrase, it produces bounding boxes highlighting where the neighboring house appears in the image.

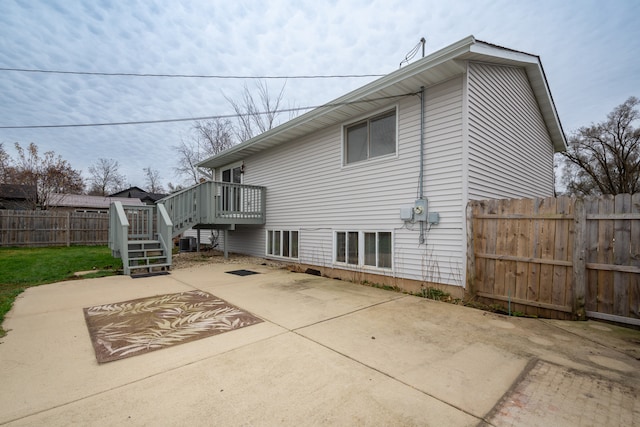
[120,36,566,291]
[110,186,167,205]
[49,194,145,213]
[0,184,37,210]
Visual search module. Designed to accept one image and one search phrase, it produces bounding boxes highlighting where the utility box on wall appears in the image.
[427,212,440,225]
[400,206,414,221]
[414,198,428,222]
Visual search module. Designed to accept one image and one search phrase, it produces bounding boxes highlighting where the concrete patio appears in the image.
[1,262,639,426]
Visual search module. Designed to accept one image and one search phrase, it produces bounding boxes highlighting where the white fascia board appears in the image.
[529,61,568,152]
[469,42,539,65]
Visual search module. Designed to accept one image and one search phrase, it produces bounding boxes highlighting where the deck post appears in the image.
[223,229,229,259]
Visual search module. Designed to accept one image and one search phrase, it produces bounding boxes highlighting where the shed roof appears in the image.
[198,35,566,170]
[49,194,145,209]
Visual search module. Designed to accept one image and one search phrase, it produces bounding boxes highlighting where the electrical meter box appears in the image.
[414,199,428,222]
[400,206,414,221]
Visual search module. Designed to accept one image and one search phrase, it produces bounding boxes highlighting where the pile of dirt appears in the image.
[171,250,283,270]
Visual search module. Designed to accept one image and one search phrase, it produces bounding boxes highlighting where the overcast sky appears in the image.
[1,0,638,190]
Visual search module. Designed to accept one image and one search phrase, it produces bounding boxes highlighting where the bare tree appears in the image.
[561,96,640,195]
[87,158,126,196]
[224,80,287,142]
[143,167,165,194]
[166,182,185,193]
[0,143,11,183]
[10,142,84,209]
[173,118,235,184]
[173,80,292,185]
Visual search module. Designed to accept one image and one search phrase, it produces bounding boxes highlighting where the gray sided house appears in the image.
[193,36,566,293]
[110,187,167,205]
[110,36,566,283]
[0,184,37,210]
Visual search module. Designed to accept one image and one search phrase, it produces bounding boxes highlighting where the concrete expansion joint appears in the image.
[290,294,407,333]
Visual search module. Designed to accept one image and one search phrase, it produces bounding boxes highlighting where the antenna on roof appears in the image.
[399,37,426,68]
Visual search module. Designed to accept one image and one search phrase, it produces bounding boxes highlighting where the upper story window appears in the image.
[345,109,397,164]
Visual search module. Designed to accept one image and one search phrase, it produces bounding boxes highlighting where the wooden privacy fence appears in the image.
[467,194,640,326]
[0,209,109,247]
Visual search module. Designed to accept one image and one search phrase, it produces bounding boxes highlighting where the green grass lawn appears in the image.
[0,246,122,337]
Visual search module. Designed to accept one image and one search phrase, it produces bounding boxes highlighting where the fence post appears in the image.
[466,203,475,294]
[66,212,71,247]
[572,199,586,320]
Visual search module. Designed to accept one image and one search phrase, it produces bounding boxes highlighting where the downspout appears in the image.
[419,86,425,198]
[419,85,426,244]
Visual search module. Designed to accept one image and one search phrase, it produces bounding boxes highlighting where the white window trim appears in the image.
[341,104,399,167]
[333,230,393,271]
[265,229,300,260]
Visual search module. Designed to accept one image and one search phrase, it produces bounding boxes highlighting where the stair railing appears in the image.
[156,203,173,268]
[159,182,202,237]
[109,201,130,274]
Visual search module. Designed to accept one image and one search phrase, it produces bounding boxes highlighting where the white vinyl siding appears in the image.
[224,76,466,286]
[467,62,554,199]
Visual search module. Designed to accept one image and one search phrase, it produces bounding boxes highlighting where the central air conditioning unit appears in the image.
[179,236,197,252]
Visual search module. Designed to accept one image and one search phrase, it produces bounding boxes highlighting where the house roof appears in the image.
[0,184,37,200]
[109,186,167,202]
[49,194,145,209]
[198,35,567,170]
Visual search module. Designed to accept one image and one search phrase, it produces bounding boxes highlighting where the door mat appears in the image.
[226,269,260,276]
[83,290,263,364]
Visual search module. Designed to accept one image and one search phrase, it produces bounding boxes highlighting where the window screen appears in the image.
[345,109,396,164]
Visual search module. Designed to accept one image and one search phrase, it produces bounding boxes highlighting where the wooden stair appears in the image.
[126,239,171,275]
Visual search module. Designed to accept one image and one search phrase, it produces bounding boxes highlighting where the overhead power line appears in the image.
[0,67,385,80]
[0,92,417,129]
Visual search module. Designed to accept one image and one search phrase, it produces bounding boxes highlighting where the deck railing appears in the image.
[159,181,266,236]
[108,201,173,274]
[124,205,155,240]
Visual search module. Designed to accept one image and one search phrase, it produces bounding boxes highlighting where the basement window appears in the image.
[364,232,392,268]
[344,109,397,164]
[266,230,299,259]
[335,231,392,269]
